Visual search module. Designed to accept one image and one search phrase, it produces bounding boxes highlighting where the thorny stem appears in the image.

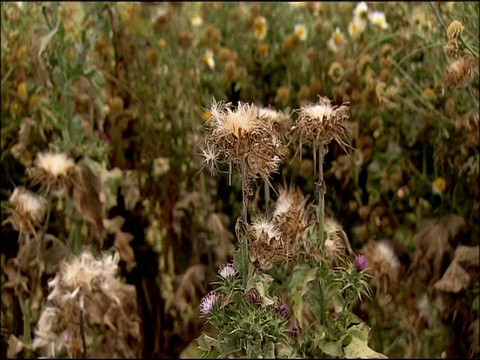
[317,146,325,248]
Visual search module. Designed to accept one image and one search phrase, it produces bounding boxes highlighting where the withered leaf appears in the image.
[71,160,105,241]
[453,245,480,268]
[7,334,24,359]
[113,230,136,272]
[40,234,69,276]
[434,260,472,293]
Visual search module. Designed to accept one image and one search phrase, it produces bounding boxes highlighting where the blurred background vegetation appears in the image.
[1,2,478,359]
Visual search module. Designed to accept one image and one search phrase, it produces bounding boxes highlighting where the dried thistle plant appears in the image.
[294,96,351,245]
[249,186,312,270]
[2,187,48,241]
[203,98,285,219]
[272,186,312,264]
[443,55,476,89]
[32,248,141,358]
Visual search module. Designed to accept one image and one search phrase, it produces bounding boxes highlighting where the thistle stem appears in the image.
[317,146,325,248]
[241,165,248,222]
[264,182,270,213]
[80,308,87,358]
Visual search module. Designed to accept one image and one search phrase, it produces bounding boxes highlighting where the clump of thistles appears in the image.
[27,151,77,192]
[249,186,312,270]
[203,99,285,187]
[2,187,48,238]
[295,96,351,158]
[200,291,218,316]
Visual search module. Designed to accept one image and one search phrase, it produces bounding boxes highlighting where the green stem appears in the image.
[264,182,270,213]
[459,36,480,59]
[241,164,248,222]
[18,291,32,358]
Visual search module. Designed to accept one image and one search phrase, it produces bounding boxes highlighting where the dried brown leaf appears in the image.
[434,260,472,293]
[113,230,136,271]
[71,161,105,243]
[40,234,69,276]
[453,245,480,268]
[166,264,209,315]
[7,334,24,359]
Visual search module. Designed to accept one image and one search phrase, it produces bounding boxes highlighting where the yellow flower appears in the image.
[191,14,203,27]
[432,177,446,195]
[17,82,28,103]
[254,16,267,40]
[348,17,367,39]
[353,2,369,22]
[327,27,346,53]
[152,157,170,177]
[158,38,167,48]
[369,11,389,30]
[204,49,215,70]
[294,24,308,41]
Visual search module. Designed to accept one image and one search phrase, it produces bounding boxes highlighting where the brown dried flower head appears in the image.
[33,248,140,358]
[2,187,48,237]
[295,96,351,167]
[27,151,77,192]
[249,217,283,270]
[362,240,401,297]
[47,248,121,302]
[323,217,352,265]
[203,99,284,186]
[257,106,292,144]
[447,20,464,41]
[443,56,476,89]
[273,186,311,252]
[444,38,460,59]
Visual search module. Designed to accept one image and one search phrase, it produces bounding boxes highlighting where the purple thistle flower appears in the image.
[245,288,261,306]
[218,263,236,278]
[275,299,289,318]
[200,292,218,316]
[354,254,367,271]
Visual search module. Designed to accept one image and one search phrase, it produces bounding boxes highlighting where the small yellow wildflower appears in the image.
[348,17,367,39]
[158,38,167,48]
[327,27,346,53]
[369,11,389,30]
[294,24,308,41]
[432,177,446,195]
[353,2,369,22]
[191,15,203,27]
[254,16,268,40]
[204,49,215,70]
[152,157,170,177]
[17,82,28,103]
